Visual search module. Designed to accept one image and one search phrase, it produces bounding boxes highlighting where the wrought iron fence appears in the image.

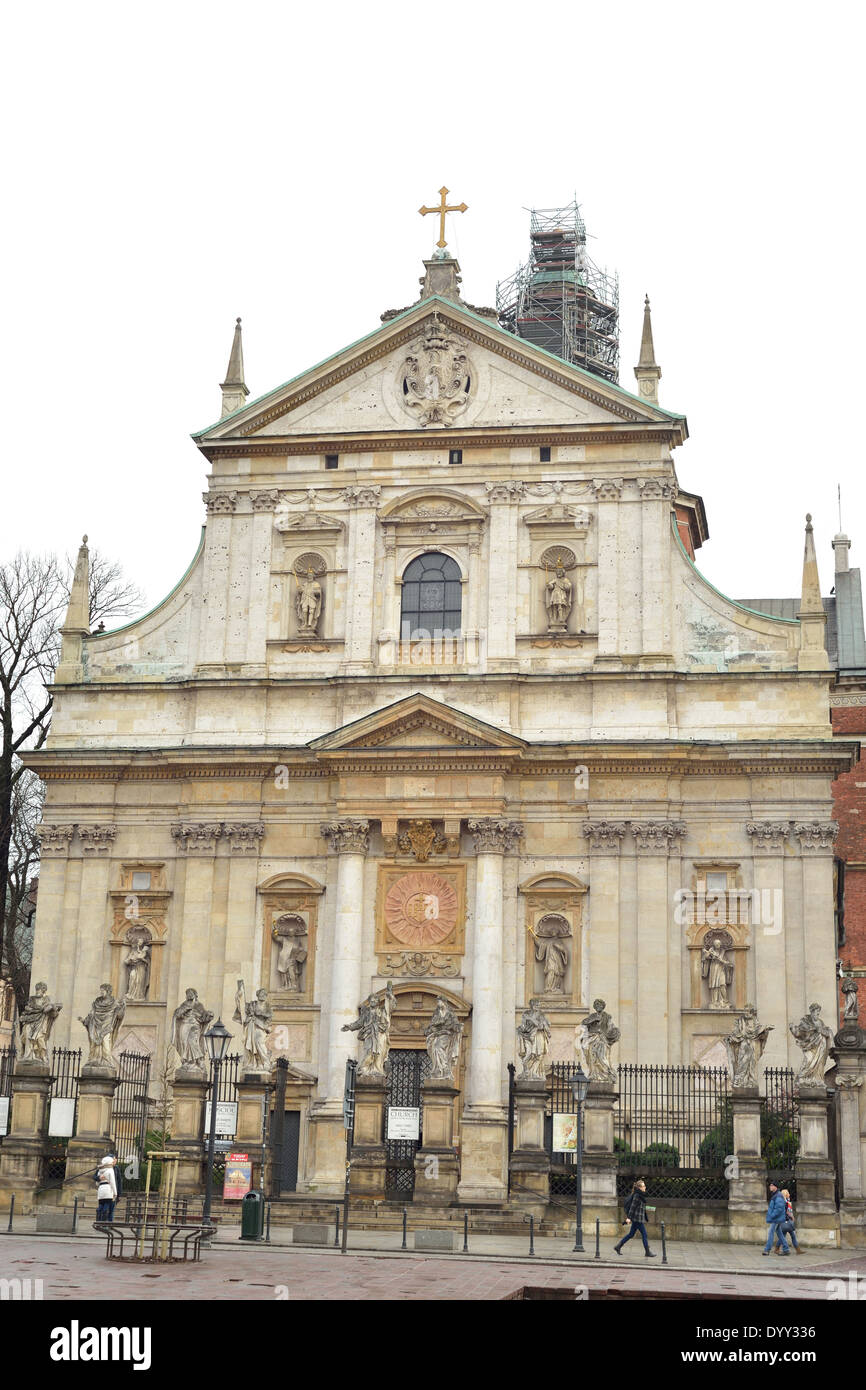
[545,1063,580,1197]
[111,1051,152,1190]
[41,1047,82,1185]
[614,1064,731,1201]
[762,1067,799,1199]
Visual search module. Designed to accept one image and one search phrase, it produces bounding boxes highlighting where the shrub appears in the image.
[641,1142,680,1169]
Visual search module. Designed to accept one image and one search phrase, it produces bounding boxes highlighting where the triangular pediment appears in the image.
[193,298,681,447]
[308,694,526,753]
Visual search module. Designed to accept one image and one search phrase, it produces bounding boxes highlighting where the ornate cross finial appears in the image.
[418,186,467,250]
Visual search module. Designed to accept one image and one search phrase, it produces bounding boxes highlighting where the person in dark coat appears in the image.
[763,1183,789,1254]
[614,1178,657,1257]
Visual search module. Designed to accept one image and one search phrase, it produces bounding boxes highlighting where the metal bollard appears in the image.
[334,1206,341,1248]
[661,1221,668,1265]
[594,1217,600,1260]
[7,1194,14,1233]
[462,1211,469,1254]
[527,1214,535,1258]
[73,1197,79,1233]
[265,1202,272,1244]
[401,1208,408,1250]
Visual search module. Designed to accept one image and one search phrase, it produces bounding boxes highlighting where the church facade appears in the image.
[27,254,854,1201]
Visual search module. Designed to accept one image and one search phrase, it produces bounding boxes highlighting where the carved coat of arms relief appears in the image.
[399,315,473,427]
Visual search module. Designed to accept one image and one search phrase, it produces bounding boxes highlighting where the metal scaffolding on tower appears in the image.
[496,201,620,384]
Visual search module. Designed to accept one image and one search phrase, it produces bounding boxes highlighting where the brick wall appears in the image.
[832,704,866,1012]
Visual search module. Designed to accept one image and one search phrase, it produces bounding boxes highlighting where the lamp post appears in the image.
[571,1067,589,1253]
[203,1018,233,1239]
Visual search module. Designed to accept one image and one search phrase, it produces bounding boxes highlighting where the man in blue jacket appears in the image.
[763,1184,789,1254]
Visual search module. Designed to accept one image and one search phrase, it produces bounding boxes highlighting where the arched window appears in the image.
[400,552,462,639]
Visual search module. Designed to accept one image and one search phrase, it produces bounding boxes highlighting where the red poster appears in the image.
[223,1152,252,1200]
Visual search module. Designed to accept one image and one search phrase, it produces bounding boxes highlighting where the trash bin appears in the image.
[240,1190,264,1241]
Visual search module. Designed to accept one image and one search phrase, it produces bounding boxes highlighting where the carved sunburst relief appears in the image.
[383,871,459,948]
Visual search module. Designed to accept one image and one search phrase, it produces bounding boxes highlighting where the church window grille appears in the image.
[540,446,551,462]
[400,552,462,639]
[448,449,463,465]
[325,454,339,469]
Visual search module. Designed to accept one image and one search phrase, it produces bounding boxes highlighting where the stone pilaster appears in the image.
[343,488,380,673]
[350,1075,388,1201]
[414,1078,459,1205]
[727,1086,767,1242]
[582,822,627,1037]
[0,1060,52,1213]
[508,1075,550,1211]
[632,822,685,1064]
[484,483,521,671]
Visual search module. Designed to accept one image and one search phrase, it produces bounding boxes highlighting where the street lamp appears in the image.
[571,1067,589,1253]
[203,1018,233,1238]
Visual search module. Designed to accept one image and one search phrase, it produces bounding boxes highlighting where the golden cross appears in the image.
[418,186,468,250]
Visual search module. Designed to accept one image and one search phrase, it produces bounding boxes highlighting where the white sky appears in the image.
[2,1,864,613]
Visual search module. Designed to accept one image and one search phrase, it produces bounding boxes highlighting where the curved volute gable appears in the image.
[194,298,678,447]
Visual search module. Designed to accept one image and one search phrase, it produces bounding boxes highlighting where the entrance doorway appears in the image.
[385,1049,429,1198]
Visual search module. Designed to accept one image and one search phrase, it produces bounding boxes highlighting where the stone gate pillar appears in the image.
[170,1068,208,1194]
[727,1086,766,1242]
[794,1083,838,1246]
[0,1058,52,1213]
[582,1080,619,1227]
[414,1078,460,1205]
[833,1012,866,1247]
[349,1075,388,1201]
[508,1074,549,1211]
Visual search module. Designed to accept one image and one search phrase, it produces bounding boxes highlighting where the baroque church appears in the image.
[26,214,853,1203]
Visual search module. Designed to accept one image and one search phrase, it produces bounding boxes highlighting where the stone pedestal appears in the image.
[581,1081,619,1214]
[727,1087,767,1241]
[414,1079,459,1205]
[64,1064,117,1192]
[349,1076,387,1201]
[235,1073,269,1191]
[457,1112,509,1203]
[833,1024,866,1247]
[508,1076,549,1209]
[170,1068,208,1194]
[794,1085,839,1245]
[0,1059,52,1212]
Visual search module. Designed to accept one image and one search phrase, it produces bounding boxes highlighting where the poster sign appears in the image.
[387,1107,420,1141]
[204,1101,238,1137]
[223,1153,252,1200]
[48,1097,76,1138]
[552,1113,577,1154]
[0,1097,9,1136]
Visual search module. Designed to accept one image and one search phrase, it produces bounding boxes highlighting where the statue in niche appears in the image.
[171,987,214,1072]
[425,997,462,1081]
[79,983,126,1069]
[529,915,571,994]
[123,926,152,1001]
[544,564,573,633]
[272,913,308,992]
[233,980,273,1073]
[18,982,62,1063]
[724,1004,772,1088]
[575,998,620,1083]
[342,982,396,1076]
[295,567,323,636]
[842,977,860,1023]
[701,934,734,1010]
[517,998,551,1080]
[790,1002,834,1088]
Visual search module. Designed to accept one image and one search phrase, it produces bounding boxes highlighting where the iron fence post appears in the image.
[462,1210,469,1253]
[594,1217,600,1260]
[7,1194,13,1232]
[661,1221,668,1264]
[334,1206,341,1247]
[73,1196,78,1232]
[401,1207,407,1250]
[527,1214,535,1257]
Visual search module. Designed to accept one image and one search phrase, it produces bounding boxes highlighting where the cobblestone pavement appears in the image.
[2,1233,865,1301]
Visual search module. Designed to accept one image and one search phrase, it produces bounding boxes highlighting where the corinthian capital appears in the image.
[36,825,76,856]
[77,824,117,854]
[582,822,628,853]
[631,821,686,855]
[224,822,266,854]
[320,819,371,855]
[793,821,839,852]
[467,818,524,855]
[171,822,224,854]
[746,822,790,854]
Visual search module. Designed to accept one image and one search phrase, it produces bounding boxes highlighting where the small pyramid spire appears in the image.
[634,295,661,404]
[220,317,249,418]
[56,535,91,684]
[797,514,830,671]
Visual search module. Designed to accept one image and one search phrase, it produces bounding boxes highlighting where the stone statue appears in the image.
[574,998,620,1083]
[273,915,308,992]
[517,998,551,1080]
[122,928,151,1002]
[842,977,860,1023]
[544,565,573,632]
[295,568,323,636]
[790,1002,834,1088]
[724,1004,772,1088]
[425,996,462,1081]
[18,982,62,1064]
[530,916,570,994]
[78,984,126,1069]
[171,988,214,1072]
[342,982,396,1076]
[701,936,734,1009]
[233,980,272,1073]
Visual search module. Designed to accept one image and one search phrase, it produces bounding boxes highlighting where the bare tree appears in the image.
[0,548,143,990]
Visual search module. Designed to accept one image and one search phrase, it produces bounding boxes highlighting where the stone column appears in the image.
[64,1064,117,1191]
[582,1081,619,1225]
[343,487,380,674]
[170,1068,208,1195]
[349,1075,388,1201]
[0,1060,53,1213]
[310,819,370,1192]
[833,1020,866,1246]
[458,818,522,1202]
[727,1086,767,1242]
[508,1075,549,1211]
[414,1079,460,1205]
[794,1084,839,1245]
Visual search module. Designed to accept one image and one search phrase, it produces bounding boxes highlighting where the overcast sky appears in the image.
[3,1,864,615]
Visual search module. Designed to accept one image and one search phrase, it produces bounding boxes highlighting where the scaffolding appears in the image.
[496,201,620,384]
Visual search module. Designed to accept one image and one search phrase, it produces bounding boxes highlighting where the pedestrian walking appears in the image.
[614,1178,657,1257]
[762,1182,789,1254]
[95,1154,118,1224]
[774,1188,801,1254]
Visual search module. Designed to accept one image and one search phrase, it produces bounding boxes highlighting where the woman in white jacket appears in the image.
[96,1155,118,1223]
